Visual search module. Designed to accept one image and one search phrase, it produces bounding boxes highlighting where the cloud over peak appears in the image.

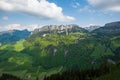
[0,0,75,21]
[87,0,120,12]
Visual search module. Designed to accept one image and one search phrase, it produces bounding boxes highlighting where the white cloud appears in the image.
[79,6,95,13]
[2,16,8,20]
[0,24,41,32]
[26,24,42,31]
[87,0,120,12]
[0,0,75,21]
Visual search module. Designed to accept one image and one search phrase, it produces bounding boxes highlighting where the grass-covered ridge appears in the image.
[0,39,25,52]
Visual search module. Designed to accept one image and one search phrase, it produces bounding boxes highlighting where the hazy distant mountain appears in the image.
[93,21,120,36]
[84,25,101,31]
[0,29,30,44]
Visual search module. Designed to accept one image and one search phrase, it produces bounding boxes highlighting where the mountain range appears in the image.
[0,21,120,79]
[1,21,120,44]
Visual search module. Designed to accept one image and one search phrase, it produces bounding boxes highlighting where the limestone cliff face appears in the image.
[32,24,87,35]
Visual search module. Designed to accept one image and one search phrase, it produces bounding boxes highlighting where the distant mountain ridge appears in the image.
[0,30,14,35]
[0,29,30,44]
[0,21,120,44]
[92,21,120,36]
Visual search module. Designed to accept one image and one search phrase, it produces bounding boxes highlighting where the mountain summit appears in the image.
[32,24,88,36]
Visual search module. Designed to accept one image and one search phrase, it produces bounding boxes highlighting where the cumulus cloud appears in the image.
[0,0,75,21]
[0,24,41,32]
[87,0,120,12]
[2,16,8,20]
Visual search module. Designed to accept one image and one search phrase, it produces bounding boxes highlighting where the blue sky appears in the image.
[0,0,120,31]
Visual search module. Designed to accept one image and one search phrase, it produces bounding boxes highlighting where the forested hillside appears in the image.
[0,23,120,80]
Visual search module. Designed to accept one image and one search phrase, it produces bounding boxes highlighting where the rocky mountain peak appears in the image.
[32,24,86,35]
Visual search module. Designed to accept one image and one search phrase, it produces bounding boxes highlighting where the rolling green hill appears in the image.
[0,40,25,52]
